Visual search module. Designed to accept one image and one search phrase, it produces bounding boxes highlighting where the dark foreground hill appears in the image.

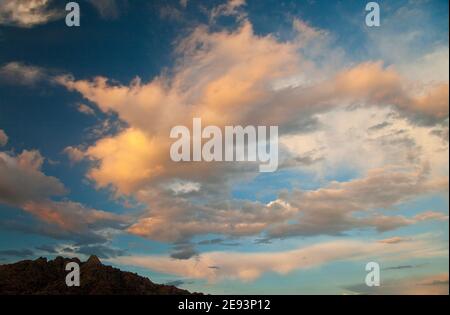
[0,255,197,295]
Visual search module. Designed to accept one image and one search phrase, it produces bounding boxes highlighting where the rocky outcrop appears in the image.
[0,256,197,295]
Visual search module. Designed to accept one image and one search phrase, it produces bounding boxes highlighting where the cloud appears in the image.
[112,237,447,282]
[170,243,198,260]
[165,279,188,286]
[0,0,62,27]
[364,1,449,86]
[125,165,447,242]
[63,146,86,163]
[377,237,411,244]
[1,200,129,245]
[0,62,47,86]
[85,119,125,140]
[316,61,448,120]
[74,244,126,259]
[198,238,225,245]
[179,0,188,9]
[168,180,201,195]
[281,106,449,180]
[35,244,58,254]
[35,242,126,258]
[210,0,246,22]
[52,15,448,243]
[77,103,96,116]
[423,278,449,286]
[87,0,121,19]
[0,146,129,244]
[398,46,449,84]
[55,19,448,194]
[0,150,66,206]
[0,249,34,258]
[382,265,415,271]
[0,129,7,147]
[80,127,160,195]
[22,200,129,234]
[159,5,185,23]
[344,273,449,295]
[0,1,446,294]
[55,19,448,184]
[265,166,448,239]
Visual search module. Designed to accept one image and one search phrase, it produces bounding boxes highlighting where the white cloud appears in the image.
[281,106,449,180]
[364,1,449,85]
[397,46,449,84]
[168,180,201,195]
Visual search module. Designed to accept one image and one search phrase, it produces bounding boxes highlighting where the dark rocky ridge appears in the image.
[0,255,197,295]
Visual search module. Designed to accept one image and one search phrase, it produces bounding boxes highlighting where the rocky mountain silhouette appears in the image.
[0,255,198,295]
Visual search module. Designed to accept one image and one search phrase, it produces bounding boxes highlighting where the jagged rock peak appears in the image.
[35,257,47,263]
[0,256,197,294]
[85,255,102,266]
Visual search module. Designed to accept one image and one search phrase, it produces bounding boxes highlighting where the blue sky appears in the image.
[0,0,449,294]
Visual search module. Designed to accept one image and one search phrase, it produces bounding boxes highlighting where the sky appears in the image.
[0,0,448,295]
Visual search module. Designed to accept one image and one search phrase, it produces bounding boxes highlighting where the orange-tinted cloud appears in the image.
[0,0,62,28]
[54,18,448,242]
[345,273,449,295]
[0,147,128,243]
[0,150,65,206]
[0,129,7,146]
[113,236,447,282]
